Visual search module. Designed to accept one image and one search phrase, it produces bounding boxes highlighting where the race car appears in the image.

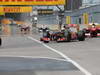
[40,27,51,43]
[50,24,85,42]
[40,24,85,43]
[84,23,100,37]
[51,30,71,42]
[0,37,2,46]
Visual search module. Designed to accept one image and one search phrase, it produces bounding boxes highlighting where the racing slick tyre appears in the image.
[44,41,49,43]
[90,31,97,37]
[40,38,43,41]
[0,37,2,46]
[66,32,71,42]
[56,41,60,43]
[77,31,85,41]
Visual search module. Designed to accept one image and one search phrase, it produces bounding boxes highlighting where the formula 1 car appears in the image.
[40,27,51,43]
[40,34,50,43]
[40,24,85,43]
[84,23,100,37]
[51,30,71,42]
[50,24,85,42]
[0,37,2,46]
[55,24,85,42]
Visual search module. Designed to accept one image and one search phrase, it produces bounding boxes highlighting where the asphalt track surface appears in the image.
[0,34,100,75]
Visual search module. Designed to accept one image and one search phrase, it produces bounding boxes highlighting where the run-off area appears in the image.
[0,36,85,75]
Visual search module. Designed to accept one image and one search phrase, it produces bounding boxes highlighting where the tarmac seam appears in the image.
[28,36,92,75]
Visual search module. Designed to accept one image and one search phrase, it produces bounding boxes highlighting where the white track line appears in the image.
[0,55,68,62]
[28,36,92,75]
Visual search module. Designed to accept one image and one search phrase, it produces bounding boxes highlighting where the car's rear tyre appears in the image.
[56,40,60,43]
[65,32,71,42]
[90,31,97,37]
[44,41,49,43]
[40,38,43,41]
[77,31,85,41]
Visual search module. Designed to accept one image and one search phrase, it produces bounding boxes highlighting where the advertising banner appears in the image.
[0,0,65,5]
[83,13,89,24]
[0,7,32,13]
[66,16,71,24]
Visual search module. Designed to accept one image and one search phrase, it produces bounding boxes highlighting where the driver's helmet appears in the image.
[92,23,95,25]
[63,25,69,29]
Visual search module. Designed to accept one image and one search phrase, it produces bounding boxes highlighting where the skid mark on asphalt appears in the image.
[28,36,92,75]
